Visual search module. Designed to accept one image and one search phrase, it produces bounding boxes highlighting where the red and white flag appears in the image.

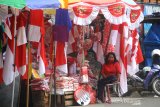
[127,29,144,75]
[55,41,68,75]
[15,12,27,76]
[28,10,44,42]
[37,37,48,75]
[3,16,18,85]
[109,22,129,94]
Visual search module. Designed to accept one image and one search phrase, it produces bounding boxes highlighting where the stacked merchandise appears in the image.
[30,78,50,107]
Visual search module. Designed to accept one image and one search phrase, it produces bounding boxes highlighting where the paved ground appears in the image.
[68,91,160,107]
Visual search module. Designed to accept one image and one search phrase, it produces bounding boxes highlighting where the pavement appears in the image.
[67,91,160,107]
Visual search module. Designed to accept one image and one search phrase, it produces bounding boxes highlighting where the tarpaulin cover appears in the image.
[0,0,60,9]
[143,24,160,66]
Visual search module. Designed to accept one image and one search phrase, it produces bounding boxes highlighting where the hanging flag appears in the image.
[3,16,17,85]
[0,38,3,83]
[54,8,72,75]
[15,12,27,76]
[28,10,44,42]
[38,36,48,75]
[109,22,129,94]
[127,29,144,75]
[55,41,68,74]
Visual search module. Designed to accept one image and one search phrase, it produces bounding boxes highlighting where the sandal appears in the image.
[106,100,111,104]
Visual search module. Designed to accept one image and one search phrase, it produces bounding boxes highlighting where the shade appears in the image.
[26,0,60,9]
[0,0,60,9]
[0,0,25,9]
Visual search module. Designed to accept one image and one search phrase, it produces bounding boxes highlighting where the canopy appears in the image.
[68,0,144,27]
[0,0,60,9]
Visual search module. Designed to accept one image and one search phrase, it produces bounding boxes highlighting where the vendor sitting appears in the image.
[97,52,121,103]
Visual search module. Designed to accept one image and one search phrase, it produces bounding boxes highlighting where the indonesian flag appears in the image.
[109,22,129,94]
[127,29,144,75]
[55,41,68,74]
[37,36,48,75]
[0,41,3,83]
[15,12,27,76]
[3,16,18,85]
[28,10,44,42]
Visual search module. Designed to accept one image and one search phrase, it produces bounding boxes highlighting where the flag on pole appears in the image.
[3,16,17,85]
[55,41,68,74]
[38,36,48,75]
[28,10,44,42]
[15,12,27,76]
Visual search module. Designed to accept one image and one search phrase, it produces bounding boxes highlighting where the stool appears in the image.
[105,82,124,104]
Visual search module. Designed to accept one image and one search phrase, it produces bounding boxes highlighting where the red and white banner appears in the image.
[70,5,99,25]
[101,3,127,25]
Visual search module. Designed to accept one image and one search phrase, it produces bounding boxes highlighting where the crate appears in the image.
[32,90,49,107]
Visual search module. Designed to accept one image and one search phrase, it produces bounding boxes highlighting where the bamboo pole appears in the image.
[49,37,55,107]
[26,10,31,107]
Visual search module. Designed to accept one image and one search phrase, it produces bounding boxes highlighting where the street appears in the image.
[68,91,160,107]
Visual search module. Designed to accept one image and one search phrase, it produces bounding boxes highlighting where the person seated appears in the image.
[97,52,121,103]
[144,49,160,89]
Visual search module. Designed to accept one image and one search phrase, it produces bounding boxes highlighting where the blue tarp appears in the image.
[143,23,160,66]
[26,0,60,9]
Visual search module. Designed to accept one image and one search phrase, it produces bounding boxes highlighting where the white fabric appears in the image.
[28,25,41,42]
[18,65,26,76]
[38,56,45,75]
[17,26,27,46]
[3,46,19,85]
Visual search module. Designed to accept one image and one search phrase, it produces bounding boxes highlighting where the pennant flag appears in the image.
[0,38,3,83]
[28,10,44,42]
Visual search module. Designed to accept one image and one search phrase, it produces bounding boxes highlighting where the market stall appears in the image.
[0,0,145,107]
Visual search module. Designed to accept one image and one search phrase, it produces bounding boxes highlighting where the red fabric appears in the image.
[40,37,48,66]
[30,10,45,35]
[55,42,66,66]
[101,62,121,77]
[136,42,144,64]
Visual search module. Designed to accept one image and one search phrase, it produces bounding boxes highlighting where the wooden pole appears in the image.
[49,37,55,107]
[26,10,31,107]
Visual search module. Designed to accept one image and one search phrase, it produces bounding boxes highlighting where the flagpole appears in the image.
[26,10,31,107]
[11,11,17,107]
[53,41,56,107]
[49,38,55,107]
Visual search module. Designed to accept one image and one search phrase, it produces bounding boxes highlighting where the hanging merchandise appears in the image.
[80,66,88,83]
